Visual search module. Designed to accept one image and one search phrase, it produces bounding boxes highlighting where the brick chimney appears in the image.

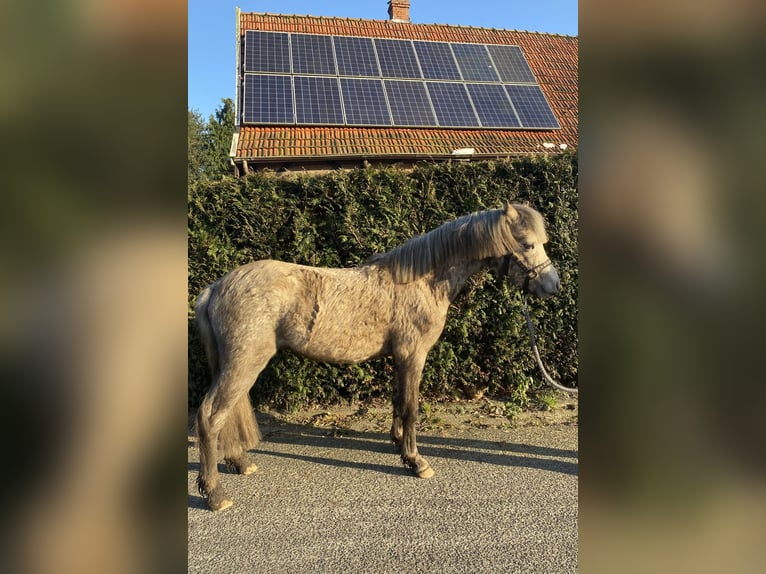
[388,1,411,23]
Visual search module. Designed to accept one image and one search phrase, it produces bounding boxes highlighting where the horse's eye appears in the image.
[523,243,534,251]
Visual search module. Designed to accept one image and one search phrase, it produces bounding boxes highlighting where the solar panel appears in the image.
[384,80,435,126]
[374,39,422,79]
[334,36,380,77]
[243,74,294,124]
[340,78,391,126]
[414,41,461,80]
[291,34,336,76]
[244,31,290,73]
[505,85,560,129]
[239,31,559,130]
[487,45,536,83]
[466,83,520,128]
[451,43,499,82]
[426,82,479,127]
[294,76,344,125]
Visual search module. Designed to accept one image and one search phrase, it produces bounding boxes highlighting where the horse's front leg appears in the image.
[393,352,434,479]
[390,384,404,446]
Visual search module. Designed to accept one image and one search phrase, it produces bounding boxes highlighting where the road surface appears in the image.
[188,409,578,573]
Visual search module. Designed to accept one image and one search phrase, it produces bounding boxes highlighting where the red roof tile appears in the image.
[235,13,577,163]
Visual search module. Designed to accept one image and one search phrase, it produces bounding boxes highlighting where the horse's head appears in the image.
[498,203,560,298]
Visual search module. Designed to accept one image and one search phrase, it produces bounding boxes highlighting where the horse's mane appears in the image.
[366,204,547,283]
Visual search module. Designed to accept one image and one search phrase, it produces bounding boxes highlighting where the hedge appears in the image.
[188,154,577,410]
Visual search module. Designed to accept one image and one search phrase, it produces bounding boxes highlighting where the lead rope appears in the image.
[520,294,579,394]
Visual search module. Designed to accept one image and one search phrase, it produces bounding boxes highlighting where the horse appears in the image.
[194,202,560,511]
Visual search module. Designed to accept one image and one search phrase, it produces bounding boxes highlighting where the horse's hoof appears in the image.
[417,466,435,479]
[210,498,233,512]
[226,455,257,475]
[207,489,234,512]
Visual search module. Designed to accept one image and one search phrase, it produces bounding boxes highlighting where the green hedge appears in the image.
[188,154,578,409]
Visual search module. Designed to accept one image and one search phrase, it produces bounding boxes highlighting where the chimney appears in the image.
[388,1,411,23]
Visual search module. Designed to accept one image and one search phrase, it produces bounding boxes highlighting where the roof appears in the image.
[234,12,577,166]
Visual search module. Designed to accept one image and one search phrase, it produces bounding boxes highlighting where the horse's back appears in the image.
[210,259,294,301]
[204,260,396,363]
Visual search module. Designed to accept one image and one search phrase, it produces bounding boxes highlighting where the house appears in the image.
[231,1,577,173]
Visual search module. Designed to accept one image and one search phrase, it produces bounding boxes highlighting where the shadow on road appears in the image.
[190,411,577,478]
[188,413,577,510]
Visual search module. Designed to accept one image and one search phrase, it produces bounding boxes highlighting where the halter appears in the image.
[502,251,552,292]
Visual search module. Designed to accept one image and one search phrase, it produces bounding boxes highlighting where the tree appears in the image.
[188,109,207,184]
[205,98,236,177]
[188,98,236,184]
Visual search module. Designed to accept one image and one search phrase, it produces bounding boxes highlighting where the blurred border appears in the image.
[580,1,766,572]
[3,1,765,572]
[0,1,188,573]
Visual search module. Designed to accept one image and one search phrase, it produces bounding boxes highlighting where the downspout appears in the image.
[234,6,241,127]
[231,6,242,175]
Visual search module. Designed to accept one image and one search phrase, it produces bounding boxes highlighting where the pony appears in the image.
[194,202,560,510]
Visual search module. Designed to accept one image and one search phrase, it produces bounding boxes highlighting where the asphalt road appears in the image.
[188,413,578,573]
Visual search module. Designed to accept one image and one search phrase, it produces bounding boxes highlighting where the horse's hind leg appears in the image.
[197,382,260,511]
[196,395,232,511]
[222,394,261,475]
[393,352,434,479]
[196,347,274,511]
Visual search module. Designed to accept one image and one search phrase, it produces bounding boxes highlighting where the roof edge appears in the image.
[232,152,540,165]
[233,147,576,163]
[241,11,578,39]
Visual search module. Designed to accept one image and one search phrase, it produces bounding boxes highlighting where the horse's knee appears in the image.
[196,400,211,430]
[209,411,228,434]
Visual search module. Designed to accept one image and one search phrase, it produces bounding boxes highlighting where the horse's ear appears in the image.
[504,201,519,221]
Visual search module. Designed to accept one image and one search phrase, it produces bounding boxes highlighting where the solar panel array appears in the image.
[242,31,559,130]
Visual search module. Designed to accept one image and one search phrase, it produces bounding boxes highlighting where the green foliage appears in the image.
[188,154,578,410]
[188,98,236,185]
[187,109,207,184]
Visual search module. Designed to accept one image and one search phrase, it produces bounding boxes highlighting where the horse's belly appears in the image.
[275,264,394,363]
[284,314,390,364]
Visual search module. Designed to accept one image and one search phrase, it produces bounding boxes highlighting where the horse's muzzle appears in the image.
[502,253,560,298]
[529,265,560,298]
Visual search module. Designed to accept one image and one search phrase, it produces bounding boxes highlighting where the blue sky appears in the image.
[188,1,578,119]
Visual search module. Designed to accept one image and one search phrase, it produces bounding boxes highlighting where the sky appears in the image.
[188,1,578,119]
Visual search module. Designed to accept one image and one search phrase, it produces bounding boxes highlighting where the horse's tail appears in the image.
[194,283,261,459]
[195,284,219,378]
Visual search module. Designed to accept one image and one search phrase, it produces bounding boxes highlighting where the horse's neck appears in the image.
[432,260,485,302]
